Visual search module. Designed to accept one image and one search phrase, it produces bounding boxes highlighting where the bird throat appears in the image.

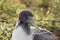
[18,21,31,35]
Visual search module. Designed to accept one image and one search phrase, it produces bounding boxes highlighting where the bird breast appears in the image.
[12,26,33,40]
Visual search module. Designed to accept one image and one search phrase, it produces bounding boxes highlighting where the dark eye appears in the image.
[25,16,33,20]
[25,16,30,19]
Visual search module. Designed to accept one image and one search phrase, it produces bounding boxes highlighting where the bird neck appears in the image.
[18,21,31,35]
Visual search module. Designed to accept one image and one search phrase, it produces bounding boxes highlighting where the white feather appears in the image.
[12,26,33,40]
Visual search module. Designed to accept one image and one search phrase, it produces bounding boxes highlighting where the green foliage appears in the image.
[0,0,60,40]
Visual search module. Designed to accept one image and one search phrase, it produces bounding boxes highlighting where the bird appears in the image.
[11,9,56,40]
[31,27,56,40]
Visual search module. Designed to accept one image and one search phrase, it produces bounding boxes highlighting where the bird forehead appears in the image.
[20,10,33,17]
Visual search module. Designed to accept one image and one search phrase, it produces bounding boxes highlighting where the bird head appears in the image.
[18,9,36,26]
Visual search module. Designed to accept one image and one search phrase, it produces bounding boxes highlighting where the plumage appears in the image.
[12,26,33,40]
[12,9,34,40]
[12,9,56,40]
[31,27,56,40]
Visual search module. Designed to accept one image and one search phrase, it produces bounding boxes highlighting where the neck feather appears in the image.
[15,21,31,35]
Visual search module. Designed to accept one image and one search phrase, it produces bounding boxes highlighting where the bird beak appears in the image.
[30,19,35,26]
[28,17,36,26]
[27,17,39,29]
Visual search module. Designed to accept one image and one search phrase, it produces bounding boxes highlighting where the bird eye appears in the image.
[25,17,29,19]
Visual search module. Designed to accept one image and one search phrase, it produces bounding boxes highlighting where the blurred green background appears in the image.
[0,0,60,40]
